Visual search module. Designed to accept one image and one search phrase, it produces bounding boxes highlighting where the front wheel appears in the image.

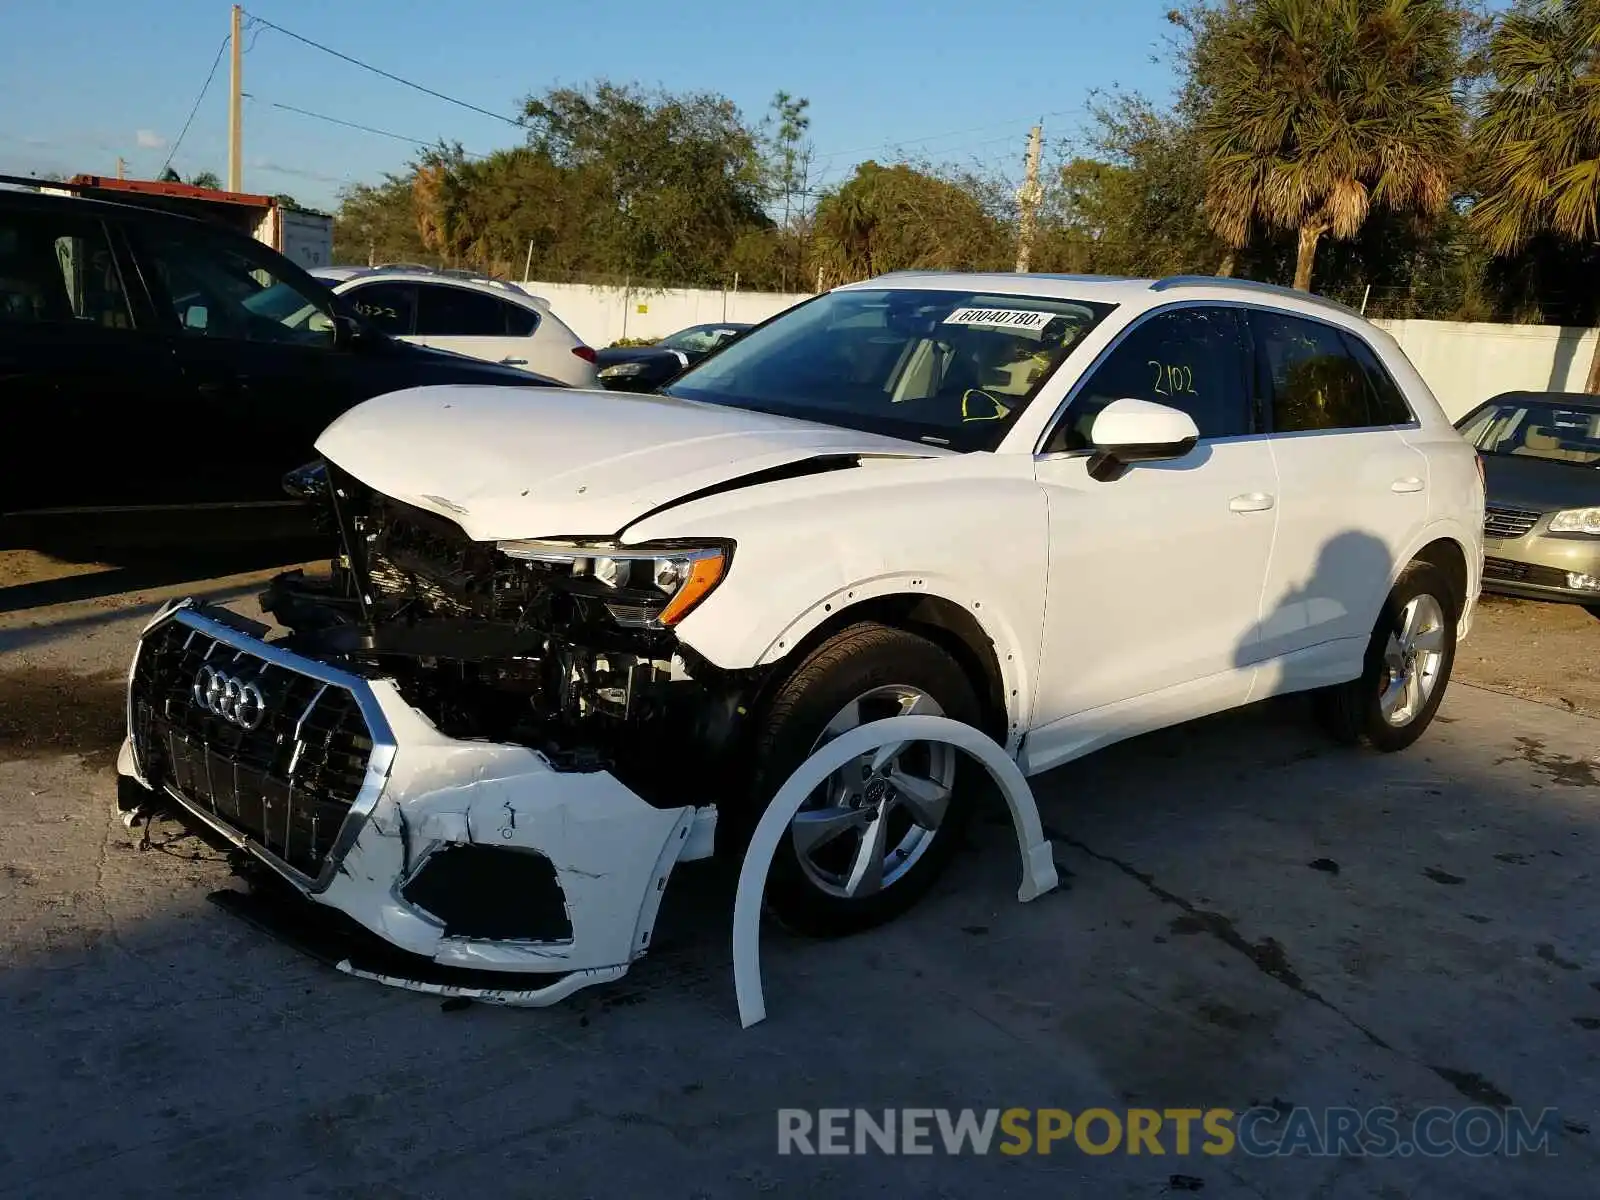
[1315,562,1457,752]
[748,622,983,938]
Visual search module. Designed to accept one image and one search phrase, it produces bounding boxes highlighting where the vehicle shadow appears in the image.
[0,542,322,615]
[1234,529,1394,669]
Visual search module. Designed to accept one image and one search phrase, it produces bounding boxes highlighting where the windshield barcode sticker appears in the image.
[942,307,1057,330]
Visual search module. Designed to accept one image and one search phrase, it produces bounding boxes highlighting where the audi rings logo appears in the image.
[192,666,266,730]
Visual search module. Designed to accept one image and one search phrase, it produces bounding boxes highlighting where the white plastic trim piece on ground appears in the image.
[732,714,1059,1028]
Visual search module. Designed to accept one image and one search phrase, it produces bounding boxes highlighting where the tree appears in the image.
[333,172,434,266]
[158,166,181,183]
[189,170,222,190]
[1469,0,1600,389]
[764,91,813,288]
[1044,92,1229,278]
[1196,0,1464,291]
[521,82,774,285]
[810,161,1009,283]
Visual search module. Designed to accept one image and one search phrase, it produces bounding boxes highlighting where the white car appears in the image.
[115,272,1483,1007]
[314,267,599,388]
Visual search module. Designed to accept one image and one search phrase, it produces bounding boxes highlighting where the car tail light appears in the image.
[572,345,597,363]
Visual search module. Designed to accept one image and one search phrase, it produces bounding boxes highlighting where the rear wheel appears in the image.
[749,623,982,937]
[1315,562,1457,752]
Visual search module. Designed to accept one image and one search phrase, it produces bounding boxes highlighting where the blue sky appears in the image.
[1,0,1182,210]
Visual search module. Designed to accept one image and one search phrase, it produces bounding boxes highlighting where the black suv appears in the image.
[0,186,557,549]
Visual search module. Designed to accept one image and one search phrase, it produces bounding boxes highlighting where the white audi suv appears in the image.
[116,272,1484,1006]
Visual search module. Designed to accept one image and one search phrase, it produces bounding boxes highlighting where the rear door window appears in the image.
[1251,311,1387,432]
[0,211,132,330]
[415,283,516,336]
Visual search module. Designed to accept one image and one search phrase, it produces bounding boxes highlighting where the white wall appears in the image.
[522,280,812,349]
[1373,318,1598,422]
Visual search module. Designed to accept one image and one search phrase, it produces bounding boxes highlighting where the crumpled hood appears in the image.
[314,384,946,541]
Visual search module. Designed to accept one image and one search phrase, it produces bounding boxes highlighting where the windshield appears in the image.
[659,324,744,353]
[1458,397,1600,468]
[241,280,321,328]
[661,288,1112,450]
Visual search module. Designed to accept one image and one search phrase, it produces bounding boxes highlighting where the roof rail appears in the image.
[1148,275,1362,318]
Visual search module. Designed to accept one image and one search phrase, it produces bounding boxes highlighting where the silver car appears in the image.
[1455,391,1600,608]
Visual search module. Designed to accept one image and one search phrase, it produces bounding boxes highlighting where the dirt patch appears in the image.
[1457,596,1600,719]
[0,550,116,590]
[0,666,127,766]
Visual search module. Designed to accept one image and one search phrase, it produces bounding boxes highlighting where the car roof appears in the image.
[332,268,548,308]
[0,183,215,227]
[836,270,1365,323]
[1479,390,1600,411]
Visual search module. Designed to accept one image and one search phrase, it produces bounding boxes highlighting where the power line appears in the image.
[162,34,230,174]
[241,10,522,127]
[259,98,494,163]
[809,107,1082,166]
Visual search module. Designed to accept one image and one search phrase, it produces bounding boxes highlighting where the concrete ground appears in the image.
[1,552,1596,1199]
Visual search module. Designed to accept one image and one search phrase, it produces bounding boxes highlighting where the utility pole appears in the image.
[227,4,243,192]
[1015,123,1043,273]
[115,157,125,181]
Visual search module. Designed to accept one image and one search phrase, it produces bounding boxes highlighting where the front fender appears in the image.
[622,454,1050,741]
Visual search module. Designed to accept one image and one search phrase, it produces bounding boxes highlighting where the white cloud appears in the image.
[135,129,166,150]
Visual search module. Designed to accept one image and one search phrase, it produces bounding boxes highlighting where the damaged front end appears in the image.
[264,463,756,803]
[117,461,769,1004]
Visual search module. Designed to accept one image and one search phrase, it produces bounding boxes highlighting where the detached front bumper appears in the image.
[117,601,715,1003]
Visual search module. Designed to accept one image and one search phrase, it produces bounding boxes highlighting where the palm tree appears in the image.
[1469,0,1600,390]
[1197,0,1463,292]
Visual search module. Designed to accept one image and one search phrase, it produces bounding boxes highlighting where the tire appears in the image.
[1315,562,1458,753]
[748,622,983,938]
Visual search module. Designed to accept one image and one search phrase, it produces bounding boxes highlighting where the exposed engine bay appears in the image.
[263,462,766,809]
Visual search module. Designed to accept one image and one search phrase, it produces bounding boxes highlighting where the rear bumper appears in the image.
[119,601,714,995]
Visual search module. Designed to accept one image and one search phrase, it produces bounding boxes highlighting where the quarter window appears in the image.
[0,213,131,329]
[1251,311,1398,432]
[1049,306,1251,451]
[1342,331,1414,424]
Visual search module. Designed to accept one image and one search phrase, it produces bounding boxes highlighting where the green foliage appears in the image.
[810,160,1010,283]
[520,82,773,285]
[1469,0,1600,255]
[1195,0,1465,290]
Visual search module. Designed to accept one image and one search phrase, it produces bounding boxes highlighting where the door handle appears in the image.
[1229,492,1276,513]
[499,357,528,366]
[1391,477,1425,493]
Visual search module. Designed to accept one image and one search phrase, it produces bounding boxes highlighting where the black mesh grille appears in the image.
[1483,556,1570,588]
[130,619,374,878]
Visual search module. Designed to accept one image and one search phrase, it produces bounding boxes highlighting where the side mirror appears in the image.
[1086,397,1200,482]
[330,313,360,348]
[182,304,209,331]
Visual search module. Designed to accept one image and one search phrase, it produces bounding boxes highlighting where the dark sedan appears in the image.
[595,322,750,392]
[1454,390,1600,607]
[0,186,560,552]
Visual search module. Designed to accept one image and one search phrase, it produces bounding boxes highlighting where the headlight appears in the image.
[1549,507,1600,535]
[496,539,730,628]
[598,361,649,379]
